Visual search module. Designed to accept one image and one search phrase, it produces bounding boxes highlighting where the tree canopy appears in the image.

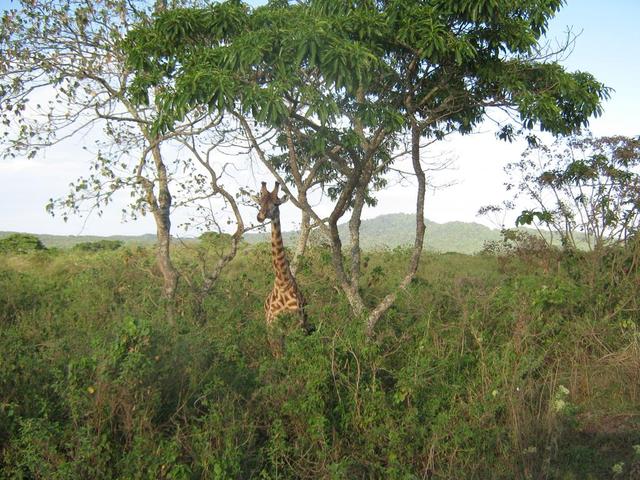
[0,0,251,304]
[124,0,609,137]
[123,0,610,331]
[512,134,640,250]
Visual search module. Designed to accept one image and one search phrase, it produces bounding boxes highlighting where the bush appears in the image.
[0,244,638,478]
[72,240,124,252]
[481,229,550,257]
[0,233,46,254]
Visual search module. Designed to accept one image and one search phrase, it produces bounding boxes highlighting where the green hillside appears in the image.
[1,213,584,254]
[1,214,501,253]
[355,214,501,252]
[246,213,502,253]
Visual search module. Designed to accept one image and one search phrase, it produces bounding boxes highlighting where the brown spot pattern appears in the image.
[256,181,313,343]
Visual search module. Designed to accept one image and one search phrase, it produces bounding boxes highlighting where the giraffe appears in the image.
[254,181,314,343]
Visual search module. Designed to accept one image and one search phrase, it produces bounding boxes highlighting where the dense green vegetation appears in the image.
[72,240,125,253]
[0,234,46,254]
[0,232,157,250]
[1,237,639,479]
[1,0,634,476]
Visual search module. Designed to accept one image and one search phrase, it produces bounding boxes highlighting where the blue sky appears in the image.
[0,0,638,236]
[546,0,639,135]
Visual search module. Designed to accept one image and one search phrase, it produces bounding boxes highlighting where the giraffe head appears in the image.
[255,181,288,223]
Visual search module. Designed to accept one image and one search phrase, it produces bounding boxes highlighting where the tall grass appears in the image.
[1,241,639,479]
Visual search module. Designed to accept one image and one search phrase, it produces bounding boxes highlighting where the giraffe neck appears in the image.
[270,214,293,285]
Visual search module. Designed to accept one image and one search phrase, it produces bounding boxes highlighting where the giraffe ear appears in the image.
[276,194,289,205]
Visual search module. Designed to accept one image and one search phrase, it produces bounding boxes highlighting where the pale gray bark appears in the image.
[290,208,310,276]
[366,120,427,335]
[139,143,179,303]
[200,176,245,294]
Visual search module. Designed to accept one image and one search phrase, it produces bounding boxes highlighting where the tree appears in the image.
[0,234,46,254]
[123,0,609,334]
[509,134,640,250]
[72,239,124,252]
[0,0,246,306]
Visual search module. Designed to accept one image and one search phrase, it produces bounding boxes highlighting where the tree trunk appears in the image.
[328,218,366,317]
[201,184,245,295]
[153,207,179,299]
[143,144,179,307]
[366,120,426,335]
[291,208,310,276]
[348,180,367,291]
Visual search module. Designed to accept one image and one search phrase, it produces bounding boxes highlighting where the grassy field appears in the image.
[1,239,639,479]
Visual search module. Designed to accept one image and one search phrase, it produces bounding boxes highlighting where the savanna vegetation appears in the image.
[2,0,639,478]
[1,234,639,479]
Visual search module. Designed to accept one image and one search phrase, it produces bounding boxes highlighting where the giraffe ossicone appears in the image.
[255,181,313,344]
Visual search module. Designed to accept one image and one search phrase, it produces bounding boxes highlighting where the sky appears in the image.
[0,0,638,237]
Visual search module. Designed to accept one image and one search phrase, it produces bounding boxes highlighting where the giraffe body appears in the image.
[256,182,313,336]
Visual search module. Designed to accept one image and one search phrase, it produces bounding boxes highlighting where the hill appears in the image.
[245,213,501,253]
[354,213,501,252]
[1,214,502,253]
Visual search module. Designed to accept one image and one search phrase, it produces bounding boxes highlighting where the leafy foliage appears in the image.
[72,240,124,252]
[1,240,639,478]
[507,134,640,250]
[0,234,46,254]
[124,0,609,137]
[121,0,610,332]
[1,0,249,300]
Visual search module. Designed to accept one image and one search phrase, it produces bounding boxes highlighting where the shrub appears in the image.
[0,233,46,254]
[0,243,638,478]
[72,240,124,252]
